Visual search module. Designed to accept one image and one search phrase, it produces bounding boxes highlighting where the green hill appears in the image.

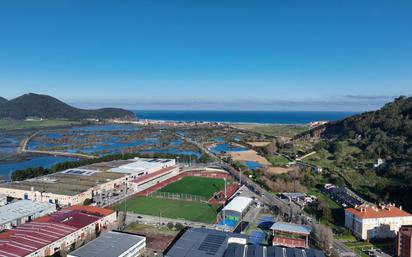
[295,96,412,211]
[0,93,136,120]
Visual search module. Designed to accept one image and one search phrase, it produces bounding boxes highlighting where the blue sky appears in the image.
[0,1,411,111]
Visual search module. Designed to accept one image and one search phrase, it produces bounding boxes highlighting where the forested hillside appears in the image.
[292,96,412,211]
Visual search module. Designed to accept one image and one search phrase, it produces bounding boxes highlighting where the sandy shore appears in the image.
[227,149,271,166]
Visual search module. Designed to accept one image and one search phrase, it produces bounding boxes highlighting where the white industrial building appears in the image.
[109,158,176,179]
[0,200,56,231]
[68,231,146,257]
[0,158,176,206]
[0,194,6,206]
[221,196,253,221]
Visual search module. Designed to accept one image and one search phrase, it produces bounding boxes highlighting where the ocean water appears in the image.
[134,110,356,124]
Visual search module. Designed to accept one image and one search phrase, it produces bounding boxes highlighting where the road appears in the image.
[19,130,98,159]
[183,135,357,257]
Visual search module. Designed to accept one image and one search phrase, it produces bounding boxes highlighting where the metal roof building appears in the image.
[109,158,175,174]
[0,200,56,231]
[68,231,146,257]
[221,196,253,219]
[270,222,312,236]
[164,227,325,257]
[0,205,116,257]
[270,222,312,249]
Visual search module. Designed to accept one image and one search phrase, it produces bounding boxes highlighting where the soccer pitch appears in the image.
[114,196,220,224]
[158,176,226,198]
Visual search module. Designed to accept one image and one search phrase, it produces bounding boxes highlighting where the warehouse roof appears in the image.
[0,200,55,225]
[270,222,312,235]
[222,196,253,214]
[0,171,125,196]
[0,206,113,257]
[164,228,248,257]
[109,158,174,174]
[130,166,176,184]
[164,227,325,257]
[68,231,145,257]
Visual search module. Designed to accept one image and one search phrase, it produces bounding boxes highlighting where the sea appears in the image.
[0,110,357,180]
[134,110,357,124]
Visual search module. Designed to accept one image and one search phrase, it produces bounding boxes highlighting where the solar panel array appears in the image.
[61,169,96,176]
[248,231,266,245]
[198,234,227,255]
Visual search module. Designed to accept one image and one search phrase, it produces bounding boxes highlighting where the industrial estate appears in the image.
[1,91,412,257]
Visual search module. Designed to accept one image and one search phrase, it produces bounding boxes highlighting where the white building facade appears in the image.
[345,204,412,240]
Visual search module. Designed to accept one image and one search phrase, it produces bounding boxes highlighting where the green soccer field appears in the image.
[158,176,226,198]
[114,196,220,224]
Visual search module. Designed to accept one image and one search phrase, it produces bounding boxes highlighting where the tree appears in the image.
[167,222,174,230]
[174,223,184,231]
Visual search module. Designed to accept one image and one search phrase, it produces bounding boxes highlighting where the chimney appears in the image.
[400,206,403,210]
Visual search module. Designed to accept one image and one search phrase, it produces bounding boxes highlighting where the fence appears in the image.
[149,191,207,203]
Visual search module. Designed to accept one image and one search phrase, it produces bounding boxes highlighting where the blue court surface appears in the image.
[258,216,274,230]
[248,231,266,245]
[218,219,238,228]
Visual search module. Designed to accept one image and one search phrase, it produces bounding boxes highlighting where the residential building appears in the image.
[345,204,412,240]
[68,231,146,257]
[396,225,412,257]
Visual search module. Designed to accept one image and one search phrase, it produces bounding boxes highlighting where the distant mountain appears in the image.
[0,93,136,120]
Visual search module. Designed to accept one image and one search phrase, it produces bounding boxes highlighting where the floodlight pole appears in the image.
[239,168,242,185]
[224,178,227,198]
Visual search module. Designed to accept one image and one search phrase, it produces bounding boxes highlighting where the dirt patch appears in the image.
[126,224,178,252]
[265,166,295,175]
[228,149,271,166]
[247,141,270,147]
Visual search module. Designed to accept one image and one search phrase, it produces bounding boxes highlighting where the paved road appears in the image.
[125,212,216,230]
[184,135,357,257]
[19,130,98,159]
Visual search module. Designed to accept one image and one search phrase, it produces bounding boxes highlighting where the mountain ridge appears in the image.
[0,93,136,120]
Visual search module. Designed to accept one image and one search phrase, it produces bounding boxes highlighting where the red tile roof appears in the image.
[130,166,176,184]
[346,204,412,219]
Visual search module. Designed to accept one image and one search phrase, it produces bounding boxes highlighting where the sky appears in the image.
[0,1,411,111]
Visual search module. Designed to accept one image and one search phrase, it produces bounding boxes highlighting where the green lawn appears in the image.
[266,155,289,166]
[114,196,220,224]
[158,176,226,198]
[0,119,81,130]
[243,124,310,138]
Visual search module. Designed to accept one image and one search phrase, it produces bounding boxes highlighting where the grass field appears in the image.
[266,155,289,166]
[114,196,220,223]
[158,176,226,198]
[0,119,81,130]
